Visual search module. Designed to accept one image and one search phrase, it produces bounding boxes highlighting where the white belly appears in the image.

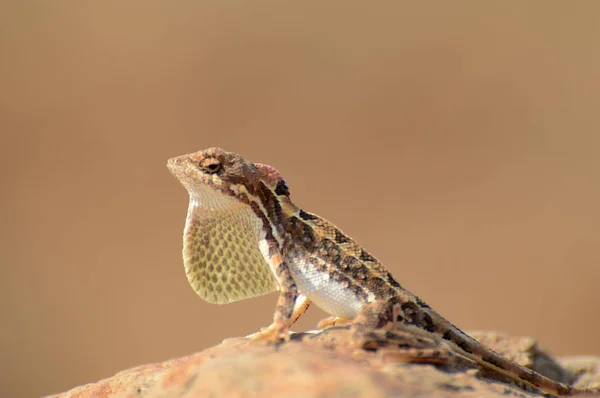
[288,258,365,319]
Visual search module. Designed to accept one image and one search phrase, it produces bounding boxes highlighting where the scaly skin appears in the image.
[167,147,599,397]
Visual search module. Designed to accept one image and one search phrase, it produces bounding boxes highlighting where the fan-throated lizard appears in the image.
[167,147,599,397]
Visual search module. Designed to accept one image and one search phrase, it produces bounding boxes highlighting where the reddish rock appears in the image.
[48,329,600,398]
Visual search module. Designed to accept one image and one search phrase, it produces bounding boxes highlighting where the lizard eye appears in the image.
[200,158,222,174]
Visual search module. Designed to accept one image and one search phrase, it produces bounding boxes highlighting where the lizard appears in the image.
[167,147,599,397]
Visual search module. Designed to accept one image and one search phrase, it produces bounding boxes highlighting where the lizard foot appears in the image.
[349,301,457,366]
[367,328,456,364]
[249,321,290,345]
[354,326,456,365]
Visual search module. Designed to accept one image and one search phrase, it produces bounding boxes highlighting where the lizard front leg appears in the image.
[251,258,302,344]
[290,294,311,325]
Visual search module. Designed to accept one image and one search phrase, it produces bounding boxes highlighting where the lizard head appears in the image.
[167,147,285,303]
[167,147,291,303]
[167,147,290,209]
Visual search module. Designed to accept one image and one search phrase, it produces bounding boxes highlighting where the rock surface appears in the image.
[49,329,600,398]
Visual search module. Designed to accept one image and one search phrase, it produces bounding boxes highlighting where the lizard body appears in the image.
[167,147,599,397]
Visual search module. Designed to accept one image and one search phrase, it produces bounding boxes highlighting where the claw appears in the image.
[249,321,290,345]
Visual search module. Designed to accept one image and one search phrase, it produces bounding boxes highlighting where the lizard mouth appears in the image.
[166,156,186,176]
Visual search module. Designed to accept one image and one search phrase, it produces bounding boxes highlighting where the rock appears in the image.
[559,357,600,390]
[48,329,599,398]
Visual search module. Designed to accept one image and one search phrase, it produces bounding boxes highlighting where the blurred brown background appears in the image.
[2,1,600,397]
